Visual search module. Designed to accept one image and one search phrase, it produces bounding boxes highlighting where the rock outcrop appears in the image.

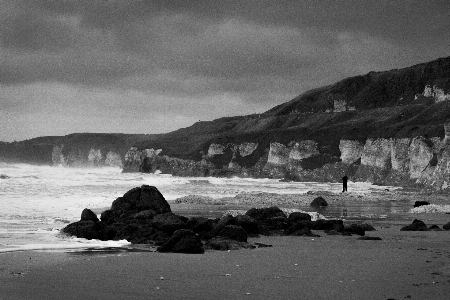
[63,187,364,253]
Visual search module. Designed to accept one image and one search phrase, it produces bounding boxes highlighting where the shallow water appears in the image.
[0,163,409,252]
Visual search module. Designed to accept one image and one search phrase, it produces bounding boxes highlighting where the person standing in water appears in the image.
[342,175,348,192]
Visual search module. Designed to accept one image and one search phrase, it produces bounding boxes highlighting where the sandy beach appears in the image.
[2,206,450,300]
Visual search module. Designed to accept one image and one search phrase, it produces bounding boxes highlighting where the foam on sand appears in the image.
[410,204,450,213]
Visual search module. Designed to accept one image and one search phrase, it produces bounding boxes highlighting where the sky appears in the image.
[1,0,449,142]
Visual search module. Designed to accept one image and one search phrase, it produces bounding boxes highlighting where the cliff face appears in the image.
[121,123,450,192]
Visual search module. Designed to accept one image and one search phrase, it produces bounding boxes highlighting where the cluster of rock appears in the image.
[400,219,450,231]
[62,186,375,254]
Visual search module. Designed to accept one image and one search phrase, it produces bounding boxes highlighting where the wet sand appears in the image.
[2,218,450,299]
[2,190,450,299]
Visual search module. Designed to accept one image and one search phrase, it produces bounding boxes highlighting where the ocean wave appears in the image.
[0,239,131,253]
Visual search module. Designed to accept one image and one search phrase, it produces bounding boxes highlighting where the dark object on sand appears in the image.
[0,174,10,179]
[343,224,366,236]
[157,229,204,254]
[218,225,248,242]
[310,197,328,207]
[443,222,450,230]
[413,201,430,208]
[204,237,255,251]
[400,219,428,231]
[357,236,382,240]
[428,225,442,231]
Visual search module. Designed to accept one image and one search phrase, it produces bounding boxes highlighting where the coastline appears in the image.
[2,221,450,300]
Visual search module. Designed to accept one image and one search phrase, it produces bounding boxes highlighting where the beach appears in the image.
[2,211,450,300]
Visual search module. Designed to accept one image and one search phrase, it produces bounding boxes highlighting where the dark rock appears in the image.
[62,221,104,240]
[245,206,286,222]
[0,174,10,179]
[245,207,288,231]
[210,214,236,236]
[400,219,428,231]
[186,217,214,234]
[152,213,186,235]
[343,224,366,236]
[218,225,248,242]
[288,212,312,223]
[413,201,430,208]
[80,208,99,222]
[204,237,256,251]
[428,225,442,231]
[111,197,132,211]
[157,229,204,254]
[118,185,171,213]
[235,215,259,234]
[176,215,189,223]
[443,222,450,230]
[132,209,157,219]
[100,209,118,225]
[285,220,312,234]
[265,216,289,230]
[357,236,382,240]
[311,219,343,231]
[310,196,328,207]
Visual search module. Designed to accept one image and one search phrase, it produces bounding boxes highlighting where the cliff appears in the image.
[1,56,450,192]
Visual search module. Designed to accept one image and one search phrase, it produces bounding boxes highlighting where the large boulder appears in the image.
[157,229,204,254]
[152,212,186,235]
[400,219,428,231]
[217,225,248,242]
[112,185,171,213]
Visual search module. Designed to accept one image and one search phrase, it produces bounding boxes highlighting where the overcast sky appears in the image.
[1,0,449,141]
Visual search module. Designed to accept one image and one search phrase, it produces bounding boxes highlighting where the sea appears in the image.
[0,163,412,253]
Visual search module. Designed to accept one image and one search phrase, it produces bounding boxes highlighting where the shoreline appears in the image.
[2,221,450,299]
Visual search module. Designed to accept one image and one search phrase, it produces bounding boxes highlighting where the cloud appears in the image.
[0,0,449,141]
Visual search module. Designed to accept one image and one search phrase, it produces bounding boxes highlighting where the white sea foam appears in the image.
[410,204,450,214]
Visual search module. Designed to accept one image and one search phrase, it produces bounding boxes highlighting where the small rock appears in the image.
[400,219,428,231]
[413,201,430,208]
[310,197,328,207]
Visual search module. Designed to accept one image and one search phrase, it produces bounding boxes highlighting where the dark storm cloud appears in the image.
[1,0,449,141]
[1,0,449,93]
